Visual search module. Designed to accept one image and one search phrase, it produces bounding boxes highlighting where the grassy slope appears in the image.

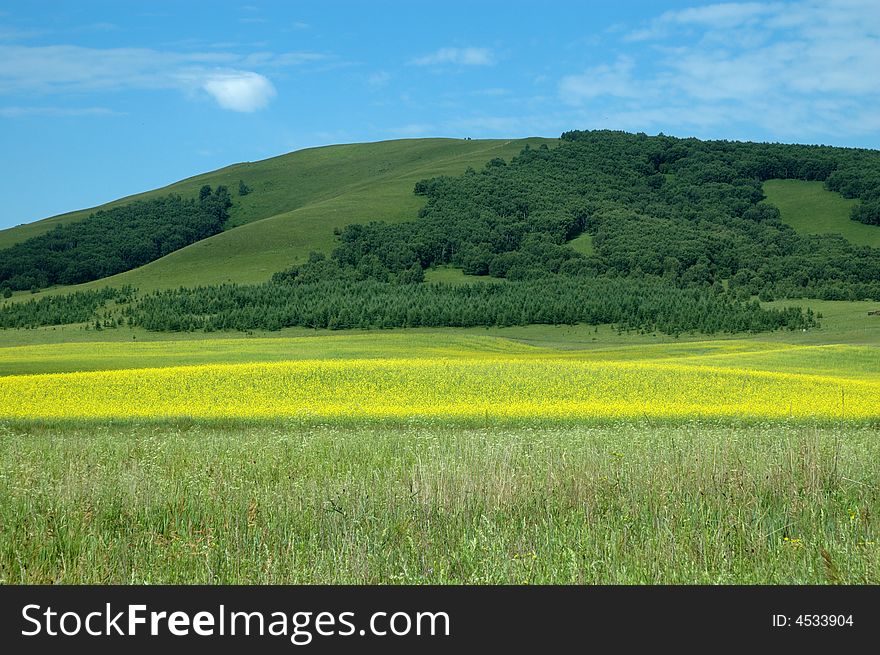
[423,266,507,285]
[567,232,594,255]
[1,137,553,295]
[0,139,515,245]
[763,179,880,248]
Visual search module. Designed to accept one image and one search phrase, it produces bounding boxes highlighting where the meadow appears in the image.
[1,422,876,584]
[763,179,880,248]
[0,331,877,584]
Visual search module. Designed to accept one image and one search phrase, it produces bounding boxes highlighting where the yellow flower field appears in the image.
[1,355,877,421]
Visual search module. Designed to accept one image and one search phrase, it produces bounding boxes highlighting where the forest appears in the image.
[309,130,880,301]
[0,185,231,291]
[125,276,815,335]
[0,286,133,329]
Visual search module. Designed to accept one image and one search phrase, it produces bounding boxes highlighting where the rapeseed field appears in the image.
[1,352,876,421]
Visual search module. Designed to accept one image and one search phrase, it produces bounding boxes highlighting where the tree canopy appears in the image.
[0,186,232,290]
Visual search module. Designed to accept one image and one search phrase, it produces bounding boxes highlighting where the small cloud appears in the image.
[559,57,638,104]
[201,71,276,112]
[368,70,391,88]
[625,1,779,41]
[0,27,43,41]
[410,47,494,67]
[0,105,119,118]
[291,21,311,30]
[473,87,509,97]
[239,17,268,24]
[665,2,777,29]
[0,44,330,112]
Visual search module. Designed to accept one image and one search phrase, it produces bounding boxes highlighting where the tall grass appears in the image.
[1,421,876,584]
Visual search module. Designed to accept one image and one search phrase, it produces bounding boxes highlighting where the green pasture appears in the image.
[1,422,876,584]
[763,179,880,248]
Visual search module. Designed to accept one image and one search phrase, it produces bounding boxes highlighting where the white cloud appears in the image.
[625,2,780,41]
[0,43,325,112]
[410,47,494,67]
[367,70,391,88]
[0,27,45,42]
[201,70,275,112]
[559,57,638,103]
[0,45,230,93]
[0,105,119,118]
[660,2,778,28]
[560,1,880,140]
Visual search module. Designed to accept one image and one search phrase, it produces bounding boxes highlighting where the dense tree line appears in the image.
[0,186,231,291]
[0,286,133,329]
[273,130,880,302]
[126,276,815,335]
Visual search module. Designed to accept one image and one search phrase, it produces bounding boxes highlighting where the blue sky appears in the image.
[2,0,879,229]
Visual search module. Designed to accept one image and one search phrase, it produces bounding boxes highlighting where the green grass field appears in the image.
[763,179,880,248]
[1,330,879,382]
[1,422,876,584]
[567,232,594,255]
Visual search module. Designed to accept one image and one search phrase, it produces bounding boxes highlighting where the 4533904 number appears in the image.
[773,614,854,628]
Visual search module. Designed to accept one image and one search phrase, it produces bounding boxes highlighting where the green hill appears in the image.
[5,130,880,322]
[0,137,554,293]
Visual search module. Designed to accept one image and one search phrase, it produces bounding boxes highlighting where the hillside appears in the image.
[0,138,554,293]
[763,179,880,248]
[6,133,880,301]
[3,130,880,343]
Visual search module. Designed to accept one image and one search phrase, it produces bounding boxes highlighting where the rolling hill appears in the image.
[5,133,880,300]
[0,137,554,294]
[3,130,879,345]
